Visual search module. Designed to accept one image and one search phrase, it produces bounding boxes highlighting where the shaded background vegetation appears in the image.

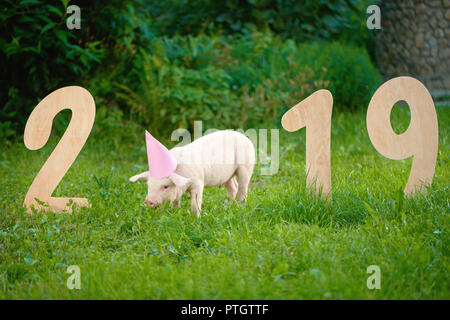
[1,0,380,142]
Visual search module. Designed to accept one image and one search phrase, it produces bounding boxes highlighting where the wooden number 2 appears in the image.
[24,86,96,213]
[366,76,438,195]
[281,89,333,198]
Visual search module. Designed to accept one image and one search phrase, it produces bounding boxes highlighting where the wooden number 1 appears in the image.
[24,86,96,213]
[281,89,333,198]
[366,76,438,195]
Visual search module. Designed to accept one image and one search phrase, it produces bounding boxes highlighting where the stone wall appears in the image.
[375,0,449,96]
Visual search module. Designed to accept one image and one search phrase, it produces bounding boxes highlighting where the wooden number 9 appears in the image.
[366,76,438,195]
[24,86,96,213]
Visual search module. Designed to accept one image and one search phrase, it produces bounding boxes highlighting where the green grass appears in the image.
[0,106,448,299]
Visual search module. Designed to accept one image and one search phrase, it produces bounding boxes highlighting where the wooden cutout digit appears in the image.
[281,89,333,198]
[366,76,438,195]
[24,86,96,213]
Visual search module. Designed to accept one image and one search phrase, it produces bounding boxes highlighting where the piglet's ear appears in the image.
[129,171,149,182]
[169,173,191,189]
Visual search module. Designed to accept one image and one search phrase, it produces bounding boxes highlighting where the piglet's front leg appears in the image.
[189,183,204,218]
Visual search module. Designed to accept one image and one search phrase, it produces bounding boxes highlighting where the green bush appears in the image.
[0,0,380,140]
[114,32,380,134]
[294,42,381,111]
[148,0,372,46]
[0,1,99,138]
[114,44,242,134]
[221,33,381,112]
[0,0,152,140]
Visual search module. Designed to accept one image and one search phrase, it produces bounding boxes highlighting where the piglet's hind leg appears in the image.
[236,165,253,202]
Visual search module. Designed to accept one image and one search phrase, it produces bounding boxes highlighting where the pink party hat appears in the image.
[145,130,177,179]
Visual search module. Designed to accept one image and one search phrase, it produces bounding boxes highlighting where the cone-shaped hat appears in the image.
[145,130,177,179]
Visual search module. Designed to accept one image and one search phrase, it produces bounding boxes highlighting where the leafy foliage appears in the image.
[148,0,372,45]
[0,0,152,140]
[115,32,379,134]
[0,0,379,141]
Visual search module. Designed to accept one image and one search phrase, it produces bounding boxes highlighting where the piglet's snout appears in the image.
[144,199,157,208]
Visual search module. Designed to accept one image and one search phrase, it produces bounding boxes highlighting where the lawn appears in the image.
[0,105,448,299]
